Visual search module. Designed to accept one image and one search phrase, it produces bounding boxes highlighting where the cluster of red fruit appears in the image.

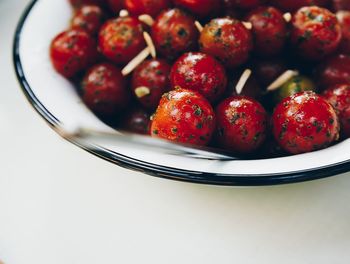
[50,0,350,157]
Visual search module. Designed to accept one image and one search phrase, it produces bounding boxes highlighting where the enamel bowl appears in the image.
[13,0,350,186]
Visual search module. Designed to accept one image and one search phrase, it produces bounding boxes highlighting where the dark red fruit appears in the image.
[332,0,350,11]
[131,59,171,110]
[270,0,330,12]
[226,0,265,10]
[252,58,287,86]
[172,0,221,18]
[316,54,350,89]
[106,0,123,14]
[121,107,151,134]
[170,52,227,103]
[124,0,171,17]
[50,29,97,78]
[69,0,107,9]
[226,71,262,100]
[323,83,350,138]
[272,92,339,154]
[290,6,342,61]
[215,96,268,153]
[199,17,253,69]
[151,88,216,146]
[337,11,350,55]
[246,6,287,57]
[151,8,199,60]
[82,63,130,116]
[71,5,105,35]
[98,17,145,65]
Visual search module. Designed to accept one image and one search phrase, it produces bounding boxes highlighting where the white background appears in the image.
[1,1,350,264]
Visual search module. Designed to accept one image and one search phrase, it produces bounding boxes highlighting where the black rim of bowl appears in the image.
[12,0,350,186]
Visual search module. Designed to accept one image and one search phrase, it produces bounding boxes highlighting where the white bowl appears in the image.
[13,0,350,185]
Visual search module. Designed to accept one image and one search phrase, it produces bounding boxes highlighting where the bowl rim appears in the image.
[12,0,350,186]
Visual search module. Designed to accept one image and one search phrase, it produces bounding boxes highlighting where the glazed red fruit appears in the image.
[270,0,330,12]
[131,59,171,110]
[107,0,123,14]
[50,29,97,78]
[124,0,170,17]
[121,107,151,134]
[323,84,350,138]
[82,63,130,116]
[151,9,199,61]
[215,96,268,153]
[332,0,350,11]
[272,92,339,154]
[290,6,342,61]
[226,0,265,10]
[151,88,216,146]
[199,18,253,69]
[172,0,221,18]
[98,17,145,65]
[71,5,105,35]
[69,0,107,9]
[170,52,227,103]
[246,6,287,57]
[337,11,350,55]
[316,54,350,89]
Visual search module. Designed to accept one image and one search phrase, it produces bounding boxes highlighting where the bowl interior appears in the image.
[14,0,350,185]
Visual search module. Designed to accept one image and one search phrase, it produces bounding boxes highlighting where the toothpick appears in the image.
[267,70,299,91]
[195,21,203,32]
[242,21,253,30]
[235,69,252,95]
[122,47,150,76]
[336,11,347,21]
[134,86,151,98]
[143,31,156,58]
[119,9,129,17]
[283,12,292,22]
[139,14,155,26]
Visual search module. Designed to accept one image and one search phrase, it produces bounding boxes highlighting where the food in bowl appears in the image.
[49,0,350,158]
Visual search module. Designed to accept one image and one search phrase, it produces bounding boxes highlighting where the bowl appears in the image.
[13,0,350,186]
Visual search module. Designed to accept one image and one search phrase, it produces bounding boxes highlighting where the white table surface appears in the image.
[1,1,350,264]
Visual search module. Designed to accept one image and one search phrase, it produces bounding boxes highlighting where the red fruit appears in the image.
[69,0,107,9]
[131,59,171,110]
[170,52,227,103]
[290,6,342,61]
[124,0,170,17]
[226,0,265,10]
[172,0,221,18]
[151,8,199,60]
[215,96,268,153]
[337,11,350,55]
[272,92,339,154]
[332,0,350,11]
[316,54,350,89]
[71,5,105,35]
[199,17,253,69]
[151,88,216,146]
[50,29,97,78]
[107,0,124,14]
[270,0,330,12]
[82,63,130,116]
[246,6,287,57]
[98,17,145,65]
[323,83,350,138]
[121,107,151,134]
